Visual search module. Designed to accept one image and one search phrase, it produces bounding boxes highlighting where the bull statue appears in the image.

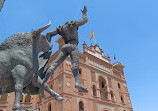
[0,20,63,111]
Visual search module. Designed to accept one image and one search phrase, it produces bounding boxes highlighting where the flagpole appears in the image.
[93,35,96,45]
[93,29,96,45]
[91,30,93,45]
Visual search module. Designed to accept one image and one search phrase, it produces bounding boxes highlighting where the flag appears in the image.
[89,30,94,40]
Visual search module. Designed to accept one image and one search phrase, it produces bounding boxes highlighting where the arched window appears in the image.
[79,68,82,75]
[79,101,84,111]
[25,94,31,103]
[92,85,97,96]
[102,81,105,88]
[118,83,121,89]
[99,76,108,99]
[110,91,114,101]
[48,103,51,111]
[121,96,124,104]
[99,77,107,89]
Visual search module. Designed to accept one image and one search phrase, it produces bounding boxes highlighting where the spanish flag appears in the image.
[89,30,94,40]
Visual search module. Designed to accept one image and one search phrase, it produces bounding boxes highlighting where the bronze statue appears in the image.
[39,6,88,98]
[0,21,63,111]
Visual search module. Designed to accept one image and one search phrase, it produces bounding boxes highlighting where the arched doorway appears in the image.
[79,101,84,111]
[48,102,52,111]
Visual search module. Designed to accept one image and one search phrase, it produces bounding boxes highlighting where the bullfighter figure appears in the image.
[40,6,88,97]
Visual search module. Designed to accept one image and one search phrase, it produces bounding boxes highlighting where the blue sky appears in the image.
[0,0,158,111]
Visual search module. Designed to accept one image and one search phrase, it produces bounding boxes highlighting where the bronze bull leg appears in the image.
[11,65,26,111]
[32,74,64,101]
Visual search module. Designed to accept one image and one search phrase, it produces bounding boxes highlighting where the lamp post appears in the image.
[0,0,5,12]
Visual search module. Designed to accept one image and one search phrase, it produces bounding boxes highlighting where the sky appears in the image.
[0,0,158,111]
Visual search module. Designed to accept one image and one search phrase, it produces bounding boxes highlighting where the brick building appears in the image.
[0,37,133,111]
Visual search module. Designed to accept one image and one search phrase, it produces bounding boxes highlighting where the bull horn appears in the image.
[34,19,51,35]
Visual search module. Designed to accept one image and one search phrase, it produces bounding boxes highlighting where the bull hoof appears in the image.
[75,82,88,93]
[13,103,21,111]
[51,92,64,101]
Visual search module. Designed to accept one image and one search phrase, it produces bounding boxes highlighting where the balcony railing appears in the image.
[98,89,116,103]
